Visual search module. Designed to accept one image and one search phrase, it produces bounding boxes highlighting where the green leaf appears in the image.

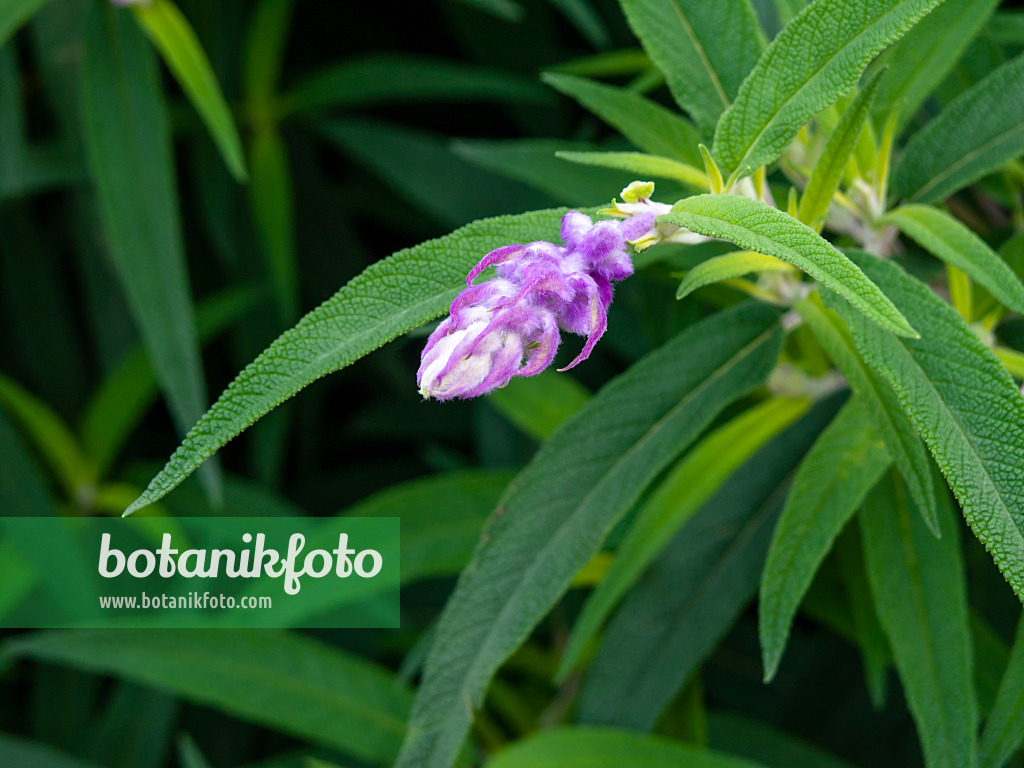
[859,472,978,768]
[3,630,411,765]
[396,303,784,768]
[0,0,50,49]
[713,0,944,178]
[575,396,839,729]
[895,52,1024,203]
[881,204,1024,315]
[980,616,1024,768]
[798,72,881,229]
[708,711,857,768]
[556,150,707,189]
[132,0,248,181]
[826,251,1024,601]
[125,206,576,514]
[871,0,1000,135]
[661,194,917,337]
[349,470,513,584]
[795,293,938,536]
[177,734,212,768]
[281,54,554,115]
[249,126,298,321]
[488,371,590,441]
[485,728,769,768]
[81,4,217,501]
[617,0,765,137]
[0,734,101,768]
[242,0,293,114]
[541,72,702,166]
[772,0,806,27]
[985,11,1024,45]
[543,0,610,49]
[558,396,809,682]
[759,397,892,682]
[547,48,650,78]
[676,251,792,300]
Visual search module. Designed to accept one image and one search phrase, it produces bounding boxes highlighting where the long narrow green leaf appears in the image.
[798,72,881,229]
[556,150,707,189]
[488,371,590,441]
[282,54,553,115]
[860,472,978,768]
[759,397,892,682]
[661,194,917,337]
[980,617,1024,768]
[133,0,247,181]
[617,0,765,136]
[3,630,411,765]
[795,293,938,535]
[575,396,840,729]
[0,0,50,49]
[895,52,1024,203]
[871,0,999,134]
[676,251,792,300]
[881,204,1024,314]
[249,126,298,321]
[826,252,1024,601]
[486,728,769,768]
[0,734,100,768]
[125,207,577,514]
[541,72,702,166]
[544,0,610,48]
[81,4,217,501]
[396,303,784,768]
[559,397,809,681]
[713,0,944,178]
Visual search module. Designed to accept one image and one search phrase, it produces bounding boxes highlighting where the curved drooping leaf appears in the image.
[555,150,707,189]
[795,293,938,532]
[0,0,50,49]
[660,195,917,337]
[3,630,411,765]
[486,728,769,768]
[676,251,792,300]
[798,72,881,230]
[712,0,944,178]
[541,72,702,166]
[759,397,892,682]
[133,0,248,181]
[282,54,554,115]
[558,397,809,681]
[396,303,784,768]
[895,52,1024,203]
[980,617,1024,768]
[82,4,218,502]
[881,204,1024,315]
[871,0,999,135]
[826,252,1024,601]
[616,0,764,137]
[125,207,576,515]
[860,472,978,768]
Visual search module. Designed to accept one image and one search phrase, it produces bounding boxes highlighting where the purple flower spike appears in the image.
[417,211,639,401]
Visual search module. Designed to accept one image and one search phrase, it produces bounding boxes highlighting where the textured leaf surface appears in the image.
[82,5,216,501]
[126,206,575,514]
[796,294,938,533]
[559,397,809,681]
[486,728,768,768]
[827,252,1024,601]
[541,72,702,166]
[759,397,892,682]
[396,304,784,768]
[798,72,880,229]
[881,204,1024,315]
[616,0,764,136]
[662,195,916,337]
[871,0,999,134]
[133,0,247,180]
[713,0,943,178]
[895,52,1024,203]
[3,630,411,764]
[556,150,707,189]
[576,396,840,729]
[979,617,1024,768]
[677,251,791,300]
[860,473,978,768]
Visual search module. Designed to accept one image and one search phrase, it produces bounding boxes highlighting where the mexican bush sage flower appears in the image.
[417,210,654,400]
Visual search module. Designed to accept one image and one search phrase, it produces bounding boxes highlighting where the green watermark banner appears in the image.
[0,517,399,628]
